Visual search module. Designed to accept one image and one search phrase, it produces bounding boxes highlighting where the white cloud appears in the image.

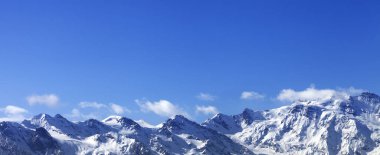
[26,94,59,107]
[277,86,365,102]
[68,108,97,120]
[0,115,26,122]
[241,91,265,100]
[79,102,107,109]
[0,105,28,122]
[340,87,366,95]
[196,105,219,115]
[110,103,124,114]
[70,108,81,118]
[3,105,28,115]
[136,99,188,117]
[196,93,216,101]
[76,101,130,118]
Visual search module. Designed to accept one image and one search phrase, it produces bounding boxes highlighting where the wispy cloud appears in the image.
[196,93,216,101]
[136,99,188,117]
[79,102,107,109]
[3,105,28,115]
[68,108,98,120]
[70,108,81,118]
[26,94,59,107]
[277,86,365,102]
[78,101,130,115]
[0,105,28,122]
[195,105,218,115]
[110,103,125,114]
[240,91,265,100]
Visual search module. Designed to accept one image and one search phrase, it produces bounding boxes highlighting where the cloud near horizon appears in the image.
[79,102,107,109]
[277,86,365,102]
[74,102,129,119]
[2,86,368,123]
[0,105,28,122]
[196,105,219,115]
[26,94,59,107]
[137,99,189,118]
[241,91,265,100]
[110,103,125,114]
[68,108,98,120]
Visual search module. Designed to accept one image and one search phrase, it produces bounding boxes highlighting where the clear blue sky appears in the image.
[0,0,379,124]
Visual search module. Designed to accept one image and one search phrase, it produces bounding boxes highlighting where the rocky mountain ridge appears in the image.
[1,92,380,154]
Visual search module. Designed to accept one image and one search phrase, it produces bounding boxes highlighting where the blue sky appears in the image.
[0,0,379,124]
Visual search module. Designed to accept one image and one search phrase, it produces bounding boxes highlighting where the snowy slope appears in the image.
[0,92,380,154]
[0,122,62,155]
[203,92,380,154]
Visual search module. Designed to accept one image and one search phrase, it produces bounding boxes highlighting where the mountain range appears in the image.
[1,92,380,154]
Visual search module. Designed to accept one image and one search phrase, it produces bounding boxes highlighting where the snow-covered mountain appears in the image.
[1,92,380,154]
[0,122,62,154]
[203,92,380,154]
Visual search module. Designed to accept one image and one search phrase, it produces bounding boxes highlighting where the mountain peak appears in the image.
[211,113,229,120]
[32,113,52,120]
[357,92,380,103]
[3,94,380,155]
[29,113,71,124]
[166,115,192,125]
[239,108,265,125]
[360,92,379,97]
[102,115,123,122]
[21,113,55,129]
[171,115,188,121]
[102,115,140,129]
[162,115,198,131]
[242,108,253,113]
[54,114,65,119]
